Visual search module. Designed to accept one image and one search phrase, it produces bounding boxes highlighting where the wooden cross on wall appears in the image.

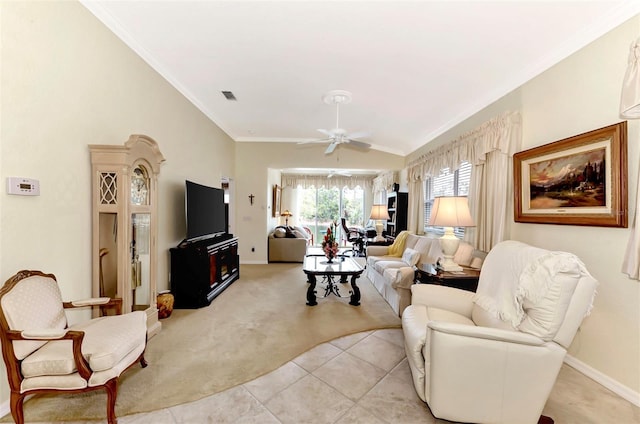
[248,194,255,205]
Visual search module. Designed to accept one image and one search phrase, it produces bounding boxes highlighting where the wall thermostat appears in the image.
[6,177,40,196]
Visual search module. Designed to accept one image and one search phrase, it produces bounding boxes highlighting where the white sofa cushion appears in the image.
[383,268,401,285]
[21,311,147,377]
[373,259,406,274]
[404,234,421,250]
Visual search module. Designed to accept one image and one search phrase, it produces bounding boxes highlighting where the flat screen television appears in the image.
[185,180,226,241]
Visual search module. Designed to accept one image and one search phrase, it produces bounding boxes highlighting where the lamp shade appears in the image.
[620,38,640,119]
[281,210,293,218]
[369,204,390,220]
[428,196,474,227]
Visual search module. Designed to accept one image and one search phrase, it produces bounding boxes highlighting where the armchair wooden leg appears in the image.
[538,415,554,424]
[105,378,118,424]
[140,353,148,368]
[10,392,25,424]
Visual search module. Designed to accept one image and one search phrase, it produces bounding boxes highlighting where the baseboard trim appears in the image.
[240,260,268,265]
[564,354,640,407]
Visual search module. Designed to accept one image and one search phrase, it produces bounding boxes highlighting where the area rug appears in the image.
[10,263,401,422]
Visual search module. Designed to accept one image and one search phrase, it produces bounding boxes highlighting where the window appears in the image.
[424,161,472,237]
[296,186,365,245]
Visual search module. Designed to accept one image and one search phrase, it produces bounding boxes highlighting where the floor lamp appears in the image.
[369,204,390,242]
[427,196,474,271]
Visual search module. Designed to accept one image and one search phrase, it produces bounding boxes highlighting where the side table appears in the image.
[415,263,480,292]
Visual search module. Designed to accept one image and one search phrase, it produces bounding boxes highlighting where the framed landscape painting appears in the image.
[514,122,627,227]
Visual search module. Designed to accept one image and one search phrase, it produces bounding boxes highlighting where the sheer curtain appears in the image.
[282,174,373,191]
[407,169,424,234]
[620,38,640,279]
[407,111,522,251]
[372,171,398,203]
[280,174,374,227]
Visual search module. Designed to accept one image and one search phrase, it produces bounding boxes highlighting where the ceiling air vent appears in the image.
[221,91,237,101]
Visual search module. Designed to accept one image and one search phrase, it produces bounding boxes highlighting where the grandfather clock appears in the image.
[89,134,165,337]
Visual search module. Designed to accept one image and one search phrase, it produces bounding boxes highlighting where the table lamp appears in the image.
[369,204,390,242]
[281,210,293,226]
[427,196,474,271]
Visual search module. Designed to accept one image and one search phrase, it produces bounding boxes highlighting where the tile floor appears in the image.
[32,329,639,424]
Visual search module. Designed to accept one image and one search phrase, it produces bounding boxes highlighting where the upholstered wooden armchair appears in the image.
[0,270,148,424]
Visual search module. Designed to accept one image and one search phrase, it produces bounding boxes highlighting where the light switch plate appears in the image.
[6,177,40,196]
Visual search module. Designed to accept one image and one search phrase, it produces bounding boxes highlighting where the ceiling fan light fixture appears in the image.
[322,89,352,105]
[295,89,371,155]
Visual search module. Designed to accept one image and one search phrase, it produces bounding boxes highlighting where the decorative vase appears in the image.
[324,241,338,263]
[157,291,174,319]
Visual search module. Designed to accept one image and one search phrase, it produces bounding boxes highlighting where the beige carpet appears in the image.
[11,263,401,422]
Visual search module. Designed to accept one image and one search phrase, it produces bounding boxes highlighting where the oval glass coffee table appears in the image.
[302,255,364,306]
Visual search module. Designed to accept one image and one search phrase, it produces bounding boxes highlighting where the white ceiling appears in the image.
[81,1,640,157]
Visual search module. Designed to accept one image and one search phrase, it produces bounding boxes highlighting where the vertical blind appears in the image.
[424,161,472,237]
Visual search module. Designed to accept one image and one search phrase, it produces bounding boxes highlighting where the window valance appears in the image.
[282,174,373,190]
[372,171,398,194]
[407,110,521,181]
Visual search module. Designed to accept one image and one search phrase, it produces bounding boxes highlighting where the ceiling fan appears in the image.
[299,90,371,155]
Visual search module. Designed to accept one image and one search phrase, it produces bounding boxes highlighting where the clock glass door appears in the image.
[98,213,118,298]
[131,213,151,312]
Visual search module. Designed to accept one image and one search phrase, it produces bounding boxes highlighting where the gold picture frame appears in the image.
[272,184,281,217]
[514,122,627,227]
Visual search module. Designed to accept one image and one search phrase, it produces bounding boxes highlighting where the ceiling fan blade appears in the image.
[317,129,334,137]
[297,137,333,145]
[346,131,369,140]
[346,139,371,149]
[325,142,338,154]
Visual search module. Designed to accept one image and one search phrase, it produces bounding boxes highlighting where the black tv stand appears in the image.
[170,234,239,308]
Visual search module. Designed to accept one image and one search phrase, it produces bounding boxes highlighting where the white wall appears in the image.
[0,1,235,404]
[515,16,640,397]
[406,15,640,400]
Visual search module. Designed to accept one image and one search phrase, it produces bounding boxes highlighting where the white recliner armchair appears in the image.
[402,240,598,424]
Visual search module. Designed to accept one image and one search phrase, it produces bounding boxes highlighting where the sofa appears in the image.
[366,232,483,316]
[268,226,310,263]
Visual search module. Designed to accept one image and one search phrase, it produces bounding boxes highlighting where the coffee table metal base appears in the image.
[306,274,361,306]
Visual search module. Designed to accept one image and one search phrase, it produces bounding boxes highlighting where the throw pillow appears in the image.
[401,248,421,267]
[453,242,474,266]
[292,229,306,239]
